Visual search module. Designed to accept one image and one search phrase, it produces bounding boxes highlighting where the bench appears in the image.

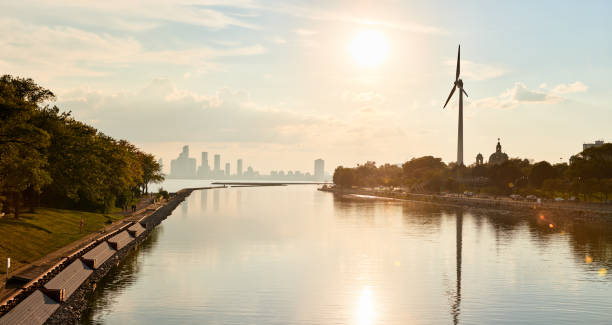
[127,222,146,238]
[107,231,133,250]
[43,259,93,302]
[0,290,60,325]
[81,241,116,269]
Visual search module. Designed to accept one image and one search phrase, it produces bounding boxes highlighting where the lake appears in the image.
[81,184,612,324]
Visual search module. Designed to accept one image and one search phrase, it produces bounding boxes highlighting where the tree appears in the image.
[1,75,164,214]
[529,161,557,188]
[489,160,524,194]
[0,75,53,217]
[137,152,164,194]
[333,166,355,188]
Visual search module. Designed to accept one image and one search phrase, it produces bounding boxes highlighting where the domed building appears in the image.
[488,139,508,165]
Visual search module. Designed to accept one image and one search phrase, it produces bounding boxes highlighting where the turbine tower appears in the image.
[443,45,469,166]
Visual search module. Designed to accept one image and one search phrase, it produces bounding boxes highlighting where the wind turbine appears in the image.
[443,45,469,166]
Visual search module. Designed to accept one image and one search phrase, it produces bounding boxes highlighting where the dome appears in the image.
[488,140,508,165]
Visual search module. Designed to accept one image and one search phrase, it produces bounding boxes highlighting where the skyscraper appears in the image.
[237,159,243,176]
[225,162,230,177]
[170,145,196,178]
[214,154,221,173]
[314,159,324,180]
[198,152,210,178]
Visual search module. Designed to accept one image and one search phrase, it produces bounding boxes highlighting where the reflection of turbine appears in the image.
[443,45,469,166]
[451,209,463,325]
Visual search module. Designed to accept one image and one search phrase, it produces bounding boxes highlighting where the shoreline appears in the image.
[0,187,216,325]
[319,187,612,220]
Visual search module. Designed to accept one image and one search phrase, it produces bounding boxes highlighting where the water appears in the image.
[81,185,612,324]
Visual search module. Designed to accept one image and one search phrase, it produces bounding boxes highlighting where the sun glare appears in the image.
[349,30,388,67]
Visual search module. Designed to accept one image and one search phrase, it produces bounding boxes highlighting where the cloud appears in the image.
[445,59,507,81]
[265,4,446,35]
[0,18,265,79]
[56,79,319,144]
[1,1,260,31]
[473,81,587,109]
[269,36,286,44]
[295,29,318,36]
[341,91,386,106]
[550,81,588,94]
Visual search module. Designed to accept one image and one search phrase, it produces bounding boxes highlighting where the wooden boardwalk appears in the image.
[0,290,59,325]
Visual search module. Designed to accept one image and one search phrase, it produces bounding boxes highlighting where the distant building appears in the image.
[225,163,230,177]
[214,154,221,173]
[170,145,196,178]
[198,152,210,178]
[314,159,325,180]
[583,140,606,151]
[488,139,508,165]
[237,159,243,176]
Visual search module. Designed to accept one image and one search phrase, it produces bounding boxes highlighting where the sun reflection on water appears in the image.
[356,286,376,325]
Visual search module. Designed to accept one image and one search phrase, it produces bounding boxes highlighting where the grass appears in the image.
[0,208,124,275]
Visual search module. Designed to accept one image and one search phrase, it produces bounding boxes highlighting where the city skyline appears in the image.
[1,1,610,171]
[168,145,327,180]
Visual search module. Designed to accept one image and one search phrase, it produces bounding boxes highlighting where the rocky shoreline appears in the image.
[42,188,196,324]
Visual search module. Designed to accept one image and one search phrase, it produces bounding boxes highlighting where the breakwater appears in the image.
[0,188,202,325]
[320,187,612,220]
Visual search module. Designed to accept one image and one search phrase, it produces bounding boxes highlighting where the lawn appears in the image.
[0,208,124,275]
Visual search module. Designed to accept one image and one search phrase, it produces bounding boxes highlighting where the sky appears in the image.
[1,0,611,174]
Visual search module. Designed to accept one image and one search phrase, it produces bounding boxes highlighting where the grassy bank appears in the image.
[0,208,124,275]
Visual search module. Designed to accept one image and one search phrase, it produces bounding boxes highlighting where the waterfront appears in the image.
[81,185,612,324]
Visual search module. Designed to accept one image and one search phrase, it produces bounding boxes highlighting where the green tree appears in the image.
[137,152,164,194]
[0,75,53,217]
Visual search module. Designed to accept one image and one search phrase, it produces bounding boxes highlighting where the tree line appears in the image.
[0,75,164,217]
[333,145,612,202]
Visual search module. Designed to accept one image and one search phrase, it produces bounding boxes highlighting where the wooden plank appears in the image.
[0,290,59,325]
[127,222,146,238]
[81,241,116,269]
[43,259,93,301]
[107,231,133,250]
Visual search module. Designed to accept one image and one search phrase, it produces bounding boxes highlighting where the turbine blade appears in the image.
[462,88,468,97]
[456,45,460,81]
[443,85,457,108]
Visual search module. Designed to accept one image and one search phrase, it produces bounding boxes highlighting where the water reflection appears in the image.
[452,210,462,325]
[82,186,612,324]
[81,228,162,324]
[213,189,219,212]
[200,189,207,210]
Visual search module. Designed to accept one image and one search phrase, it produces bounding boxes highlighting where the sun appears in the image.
[349,30,389,67]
